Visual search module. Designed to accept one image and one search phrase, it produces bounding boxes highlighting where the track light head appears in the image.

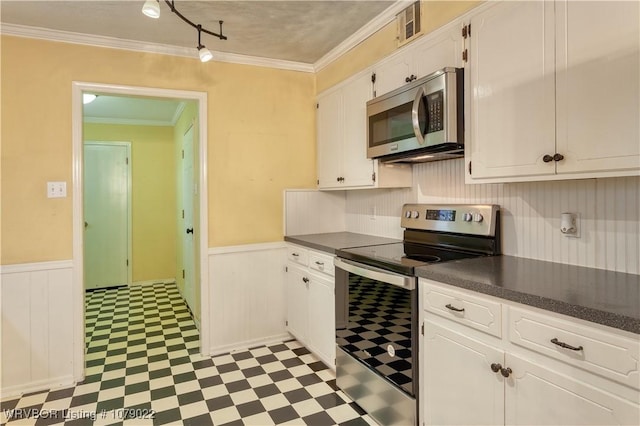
[142,0,160,18]
[198,45,213,62]
[83,94,97,104]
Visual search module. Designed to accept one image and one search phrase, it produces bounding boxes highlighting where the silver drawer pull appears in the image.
[445,303,465,313]
[550,338,583,352]
[315,261,324,266]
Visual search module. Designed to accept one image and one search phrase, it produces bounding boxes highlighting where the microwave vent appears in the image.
[397,1,423,46]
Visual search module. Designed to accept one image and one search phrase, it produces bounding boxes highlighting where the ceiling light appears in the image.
[83,94,97,104]
[142,0,227,62]
[142,0,160,18]
[198,46,213,62]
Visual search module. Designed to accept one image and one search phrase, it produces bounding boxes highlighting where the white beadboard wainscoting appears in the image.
[284,189,347,236]
[345,159,640,274]
[0,261,76,397]
[207,243,290,355]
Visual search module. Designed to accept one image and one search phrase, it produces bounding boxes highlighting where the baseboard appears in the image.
[1,375,75,399]
[130,278,176,286]
[209,333,292,357]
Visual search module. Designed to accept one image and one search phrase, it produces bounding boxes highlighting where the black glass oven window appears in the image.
[336,274,414,396]
[369,102,415,146]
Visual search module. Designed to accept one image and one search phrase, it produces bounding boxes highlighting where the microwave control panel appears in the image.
[426,90,444,134]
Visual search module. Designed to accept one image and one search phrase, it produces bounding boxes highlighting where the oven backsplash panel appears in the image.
[345,158,640,275]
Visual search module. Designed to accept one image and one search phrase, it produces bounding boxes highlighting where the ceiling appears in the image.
[0,0,397,64]
[83,95,187,126]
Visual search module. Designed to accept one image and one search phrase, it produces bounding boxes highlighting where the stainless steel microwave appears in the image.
[366,67,464,163]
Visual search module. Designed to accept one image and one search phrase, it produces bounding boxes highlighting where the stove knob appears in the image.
[404,210,412,218]
[473,213,484,223]
[411,210,420,219]
[463,213,473,222]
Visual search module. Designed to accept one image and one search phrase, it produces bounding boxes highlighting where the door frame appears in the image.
[71,82,209,381]
[84,141,133,287]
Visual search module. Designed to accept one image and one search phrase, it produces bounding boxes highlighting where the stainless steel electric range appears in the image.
[334,203,501,426]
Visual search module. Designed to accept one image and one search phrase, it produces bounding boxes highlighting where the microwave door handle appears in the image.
[412,86,426,145]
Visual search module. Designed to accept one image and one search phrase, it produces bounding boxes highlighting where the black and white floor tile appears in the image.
[1,283,374,426]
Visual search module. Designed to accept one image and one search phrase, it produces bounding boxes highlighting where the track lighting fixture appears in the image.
[141,0,227,63]
[142,0,160,19]
[83,94,97,104]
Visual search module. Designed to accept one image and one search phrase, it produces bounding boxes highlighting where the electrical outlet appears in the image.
[47,181,67,198]
[369,205,376,220]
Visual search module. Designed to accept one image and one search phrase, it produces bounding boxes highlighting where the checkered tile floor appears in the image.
[1,283,374,425]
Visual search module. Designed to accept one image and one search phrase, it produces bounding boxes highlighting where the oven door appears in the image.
[334,258,418,397]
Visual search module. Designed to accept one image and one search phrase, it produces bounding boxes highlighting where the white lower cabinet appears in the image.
[285,244,335,369]
[423,321,505,425]
[420,278,640,426]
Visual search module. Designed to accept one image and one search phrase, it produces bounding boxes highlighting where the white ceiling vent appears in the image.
[397,1,423,47]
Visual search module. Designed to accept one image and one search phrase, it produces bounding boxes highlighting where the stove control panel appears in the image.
[401,204,499,236]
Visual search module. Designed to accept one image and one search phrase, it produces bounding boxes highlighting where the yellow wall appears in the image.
[83,124,177,282]
[316,0,482,93]
[0,36,316,264]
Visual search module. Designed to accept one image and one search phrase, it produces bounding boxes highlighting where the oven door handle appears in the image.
[334,258,416,290]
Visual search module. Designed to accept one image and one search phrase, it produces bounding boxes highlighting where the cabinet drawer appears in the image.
[422,281,502,338]
[287,246,309,266]
[309,252,334,277]
[508,306,640,388]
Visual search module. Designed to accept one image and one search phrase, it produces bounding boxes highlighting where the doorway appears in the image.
[72,82,210,381]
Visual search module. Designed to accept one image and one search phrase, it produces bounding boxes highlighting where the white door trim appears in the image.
[84,141,133,287]
[72,82,209,381]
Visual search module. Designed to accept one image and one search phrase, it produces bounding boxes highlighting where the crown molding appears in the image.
[0,23,315,73]
[171,102,187,126]
[313,0,409,72]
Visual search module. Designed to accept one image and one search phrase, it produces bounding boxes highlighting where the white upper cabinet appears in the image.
[316,70,412,190]
[466,0,640,182]
[555,0,640,175]
[466,0,555,180]
[373,23,464,97]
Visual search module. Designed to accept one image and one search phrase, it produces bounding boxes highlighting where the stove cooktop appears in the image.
[336,242,484,276]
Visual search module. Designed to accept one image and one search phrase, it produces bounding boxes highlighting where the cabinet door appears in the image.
[374,51,412,97]
[317,89,343,189]
[505,353,640,425]
[342,72,375,187]
[286,264,308,343]
[422,320,504,425]
[468,1,556,179]
[307,273,335,369]
[413,25,464,79]
[555,0,640,174]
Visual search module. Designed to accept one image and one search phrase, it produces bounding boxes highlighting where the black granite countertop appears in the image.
[416,255,640,334]
[285,232,401,254]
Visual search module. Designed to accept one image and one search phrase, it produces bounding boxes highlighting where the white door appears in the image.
[84,142,130,290]
[468,0,556,179]
[182,126,197,317]
[374,51,412,96]
[505,353,640,425]
[555,0,640,174]
[307,273,335,368]
[422,320,505,425]
[317,88,344,188]
[286,264,308,344]
[342,72,375,187]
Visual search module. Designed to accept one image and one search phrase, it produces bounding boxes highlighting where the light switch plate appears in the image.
[47,181,67,198]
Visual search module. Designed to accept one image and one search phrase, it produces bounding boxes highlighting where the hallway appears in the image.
[1,283,373,425]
